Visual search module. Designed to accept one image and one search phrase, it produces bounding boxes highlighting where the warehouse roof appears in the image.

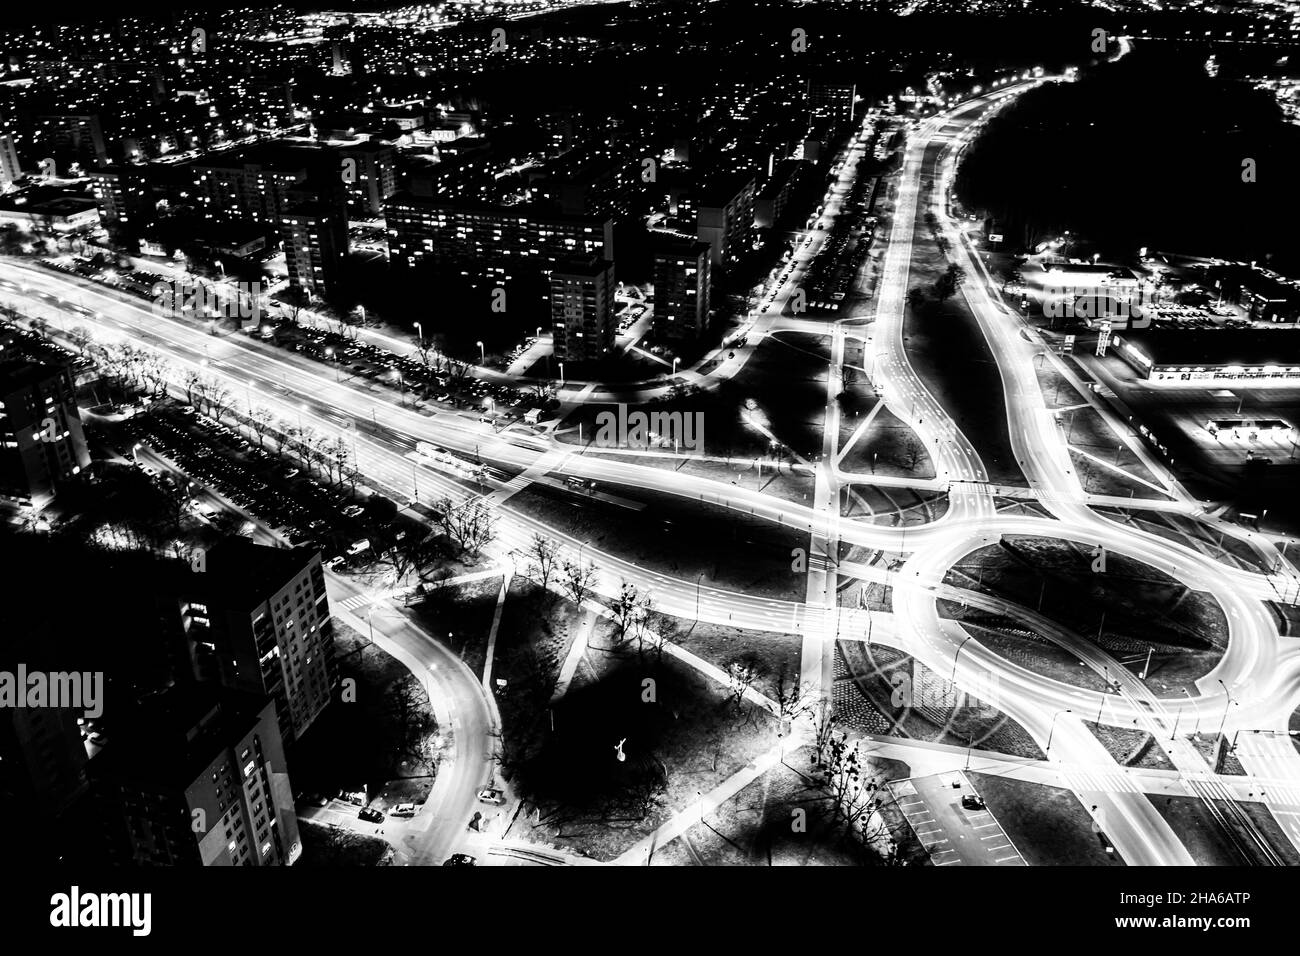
[1115,329,1300,367]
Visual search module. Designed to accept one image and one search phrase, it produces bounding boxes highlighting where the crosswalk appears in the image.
[336,594,378,612]
[483,448,569,508]
[1061,769,1144,796]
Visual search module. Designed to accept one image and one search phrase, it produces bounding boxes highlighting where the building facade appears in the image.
[181,540,336,744]
[0,361,91,508]
[385,195,614,276]
[696,172,756,268]
[550,256,617,363]
[108,687,301,867]
[652,236,711,341]
[279,203,348,298]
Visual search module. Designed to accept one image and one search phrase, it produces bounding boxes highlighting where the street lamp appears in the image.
[1216,680,1234,741]
[558,361,565,386]
[1046,709,1072,753]
[672,356,681,376]
[476,340,485,365]
[951,634,974,683]
[413,321,423,344]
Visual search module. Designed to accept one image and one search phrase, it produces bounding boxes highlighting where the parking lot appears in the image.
[888,770,1027,866]
[130,403,400,561]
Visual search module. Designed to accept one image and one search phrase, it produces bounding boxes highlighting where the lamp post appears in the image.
[951,634,973,684]
[476,340,485,365]
[672,356,681,376]
[558,361,565,386]
[1046,708,1072,753]
[1216,679,1233,741]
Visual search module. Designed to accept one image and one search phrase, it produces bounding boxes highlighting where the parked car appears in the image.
[960,794,986,811]
[390,803,417,817]
[443,854,476,866]
[358,807,384,823]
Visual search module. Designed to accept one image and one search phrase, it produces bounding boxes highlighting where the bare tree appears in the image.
[522,533,559,590]
[327,436,351,486]
[248,407,275,449]
[813,730,895,859]
[725,652,766,714]
[771,666,815,732]
[560,558,597,608]
[68,326,92,355]
[609,580,642,645]
[902,435,923,471]
[447,359,471,387]
[140,353,169,400]
[385,676,438,766]
[183,370,203,407]
[204,379,234,424]
[434,495,497,556]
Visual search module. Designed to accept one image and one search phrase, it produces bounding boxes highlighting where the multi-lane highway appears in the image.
[7,81,1300,866]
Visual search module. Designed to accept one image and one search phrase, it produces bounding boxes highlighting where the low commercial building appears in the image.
[0,193,101,233]
[1110,329,1300,384]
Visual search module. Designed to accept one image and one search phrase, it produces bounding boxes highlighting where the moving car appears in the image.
[960,794,986,811]
[477,788,505,805]
[443,854,476,866]
[358,807,384,823]
[389,803,417,817]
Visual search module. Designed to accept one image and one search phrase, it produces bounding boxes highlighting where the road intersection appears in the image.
[7,83,1300,866]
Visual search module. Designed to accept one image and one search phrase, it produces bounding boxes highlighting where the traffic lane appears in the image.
[324,574,498,867]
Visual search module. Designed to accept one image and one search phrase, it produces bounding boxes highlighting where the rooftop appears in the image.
[1116,329,1300,367]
